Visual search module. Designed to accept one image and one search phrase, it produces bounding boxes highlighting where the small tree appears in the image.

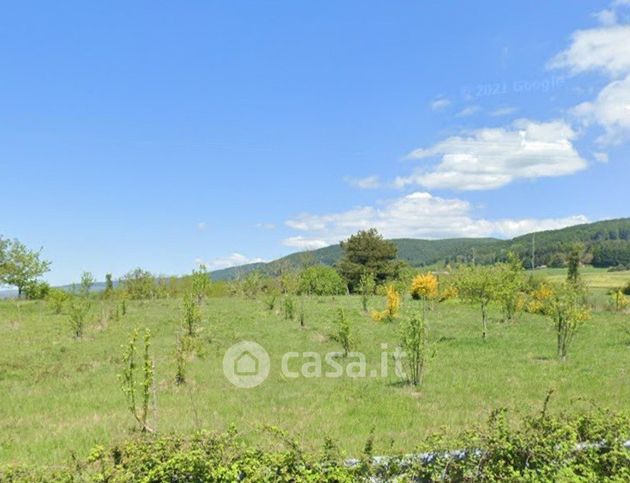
[191,266,211,304]
[495,252,525,322]
[400,312,430,386]
[47,288,69,314]
[0,239,51,297]
[298,265,347,296]
[567,244,583,285]
[80,271,95,297]
[283,295,295,320]
[358,271,376,312]
[68,298,91,338]
[104,273,114,299]
[182,292,201,337]
[331,308,352,356]
[456,265,501,340]
[119,329,154,432]
[121,268,157,300]
[543,282,590,361]
[175,335,194,385]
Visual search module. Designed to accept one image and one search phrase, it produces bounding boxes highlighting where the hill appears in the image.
[211,218,630,280]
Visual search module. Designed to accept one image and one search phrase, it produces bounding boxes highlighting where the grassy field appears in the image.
[1,269,630,467]
[536,266,630,290]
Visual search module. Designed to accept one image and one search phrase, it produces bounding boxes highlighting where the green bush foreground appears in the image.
[3,407,629,482]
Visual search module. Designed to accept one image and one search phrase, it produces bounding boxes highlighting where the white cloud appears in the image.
[455,105,481,117]
[256,222,276,230]
[284,191,588,245]
[594,151,609,162]
[430,97,451,111]
[344,175,381,189]
[490,106,518,117]
[203,253,267,271]
[196,222,207,231]
[551,23,630,144]
[595,9,618,26]
[282,236,329,250]
[395,120,587,190]
[549,25,630,77]
[572,74,630,144]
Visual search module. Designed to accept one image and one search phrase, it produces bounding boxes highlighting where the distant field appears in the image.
[1,286,630,466]
[535,266,630,290]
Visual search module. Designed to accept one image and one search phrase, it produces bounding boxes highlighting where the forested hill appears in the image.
[211,218,630,280]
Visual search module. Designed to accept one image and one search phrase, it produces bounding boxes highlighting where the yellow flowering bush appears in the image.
[526,282,555,314]
[371,284,401,322]
[410,273,438,301]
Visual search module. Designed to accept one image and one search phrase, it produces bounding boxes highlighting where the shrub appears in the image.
[121,268,158,300]
[5,408,630,481]
[410,273,438,301]
[371,284,401,322]
[46,288,69,314]
[68,298,91,338]
[611,288,629,312]
[298,265,347,296]
[22,280,50,300]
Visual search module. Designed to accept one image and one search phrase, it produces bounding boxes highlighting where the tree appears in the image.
[357,271,376,312]
[337,229,400,291]
[121,268,157,300]
[104,273,114,298]
[331,308,352,356]
[298,265,347,296]
[495,252,525,322]
[0,239,51,297]
[455,265,501,340]
[80,271,95,297]
[543,282,590,361]
[567,244,583,285]
[191,265,211,303]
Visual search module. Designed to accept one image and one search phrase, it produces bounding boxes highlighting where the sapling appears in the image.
[119,329,154,432]
[284,295,295,320]
[400,312,431,386]
[358,271,375,312]
[543,282,590,361]
[68,298,91,338]
[182,292,201,336]
[331,308,351,356]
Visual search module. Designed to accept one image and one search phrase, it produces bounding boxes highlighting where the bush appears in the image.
[46,288,69,314]
[4,408,630,481]
[22,280,50,300]
[121,268,158,300]
[298,265,347,296]
[410,272,438,301]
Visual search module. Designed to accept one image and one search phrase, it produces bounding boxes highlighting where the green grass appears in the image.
[1,290,630,466]
[535,266,630,290]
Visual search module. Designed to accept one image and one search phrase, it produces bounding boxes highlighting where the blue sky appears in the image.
[1,1,629,285]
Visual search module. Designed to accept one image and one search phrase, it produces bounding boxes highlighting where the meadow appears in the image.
[1,267,629,468]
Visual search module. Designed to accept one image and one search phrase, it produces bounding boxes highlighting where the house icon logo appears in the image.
[223,341,270,388]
